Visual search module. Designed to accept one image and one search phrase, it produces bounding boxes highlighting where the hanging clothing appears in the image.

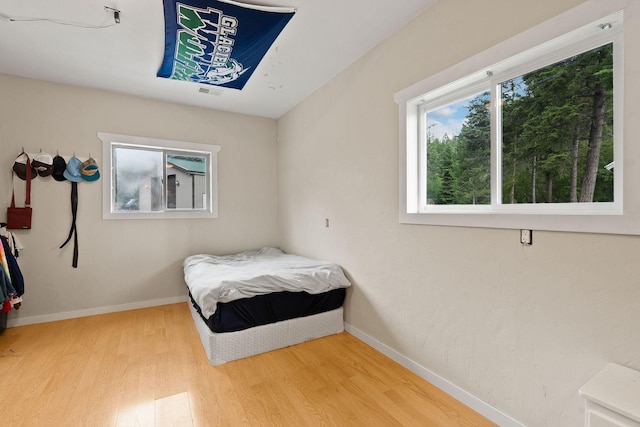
[0,227,25,312]
[0,266,15,304]
[1,236,23,297]
[0,224,24,257]
[0,239,13,285]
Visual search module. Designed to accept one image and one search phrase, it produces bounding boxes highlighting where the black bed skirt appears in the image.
[190,288,346,333]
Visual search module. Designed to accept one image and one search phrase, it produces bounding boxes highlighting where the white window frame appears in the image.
[99,132,220,220]
[394,0,636,235]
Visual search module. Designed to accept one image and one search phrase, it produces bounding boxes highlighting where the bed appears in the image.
[184,247,351,365]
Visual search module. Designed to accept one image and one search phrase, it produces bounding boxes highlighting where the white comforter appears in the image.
[184,247,351,318]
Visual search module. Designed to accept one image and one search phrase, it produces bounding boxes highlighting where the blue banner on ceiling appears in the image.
[157,0,295,90]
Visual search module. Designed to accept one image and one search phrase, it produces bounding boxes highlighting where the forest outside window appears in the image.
[395,6,626,233]
[423,42,616,209]
[99,133,220,220]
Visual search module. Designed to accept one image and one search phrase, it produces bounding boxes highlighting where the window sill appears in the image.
[399,211,640,236]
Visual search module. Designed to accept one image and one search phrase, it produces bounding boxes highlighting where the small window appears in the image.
[99,133,220,220]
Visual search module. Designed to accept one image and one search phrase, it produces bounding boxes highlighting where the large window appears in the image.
[423,43,615,208]
[99,133,220,219]
[394,3,630,234]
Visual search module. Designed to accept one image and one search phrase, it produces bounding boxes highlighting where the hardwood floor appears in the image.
[0,303,497,426]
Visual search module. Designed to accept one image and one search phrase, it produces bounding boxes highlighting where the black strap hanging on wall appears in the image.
[59,181,78,268]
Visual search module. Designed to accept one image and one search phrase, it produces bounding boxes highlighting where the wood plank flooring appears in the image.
[0,303,497,426]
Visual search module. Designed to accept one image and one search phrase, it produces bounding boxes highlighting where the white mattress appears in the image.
[184,247,351,318]
[188,302,344,365]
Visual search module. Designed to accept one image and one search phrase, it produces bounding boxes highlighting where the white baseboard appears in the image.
[6,296,189,327]
[344,322,525,427]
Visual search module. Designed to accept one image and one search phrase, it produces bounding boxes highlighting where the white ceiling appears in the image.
[0,0,434,119]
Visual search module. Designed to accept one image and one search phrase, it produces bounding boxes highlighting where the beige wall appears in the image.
[1,74,279,320]
[4,0,640,424]
[278,0,640,425]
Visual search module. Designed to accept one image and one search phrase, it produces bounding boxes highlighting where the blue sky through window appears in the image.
[426,94,477,141]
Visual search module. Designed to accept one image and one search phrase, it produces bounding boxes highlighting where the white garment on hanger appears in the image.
[0,225,24,255]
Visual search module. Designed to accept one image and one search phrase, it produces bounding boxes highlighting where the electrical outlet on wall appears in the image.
[520,229,533,245]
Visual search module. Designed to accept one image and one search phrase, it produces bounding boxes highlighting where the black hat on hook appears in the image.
[52,155,67,182]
